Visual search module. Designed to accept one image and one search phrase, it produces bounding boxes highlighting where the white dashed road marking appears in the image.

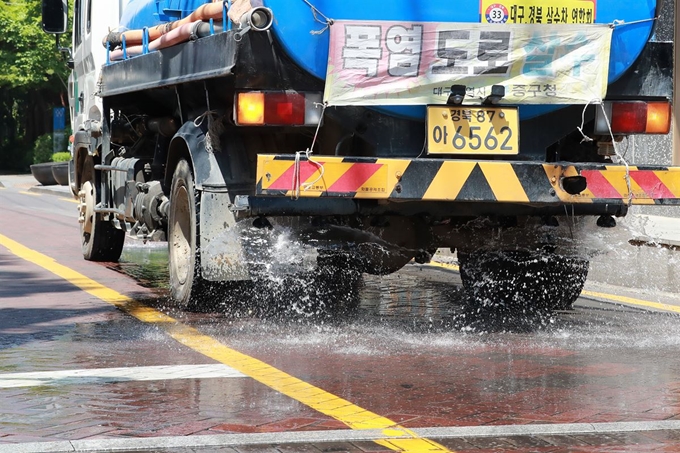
[0,364,245,388]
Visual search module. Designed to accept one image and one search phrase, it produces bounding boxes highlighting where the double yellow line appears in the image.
[580,290,680,314]
[0,233,452,453]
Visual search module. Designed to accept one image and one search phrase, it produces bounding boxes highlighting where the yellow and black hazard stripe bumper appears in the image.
[256,155,680,205]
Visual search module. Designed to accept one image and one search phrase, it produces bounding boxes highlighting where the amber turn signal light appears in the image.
[236,92,265,125]
[646,101,672,134]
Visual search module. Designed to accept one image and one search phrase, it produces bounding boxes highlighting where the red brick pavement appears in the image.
[3,191,680,452]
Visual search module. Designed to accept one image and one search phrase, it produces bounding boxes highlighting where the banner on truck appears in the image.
[323,21,612,106]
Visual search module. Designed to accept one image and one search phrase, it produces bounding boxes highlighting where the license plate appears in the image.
[427,106,519,155]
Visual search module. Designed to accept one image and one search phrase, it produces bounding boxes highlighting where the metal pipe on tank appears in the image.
[105,2,225,48]
[109,21,203,60]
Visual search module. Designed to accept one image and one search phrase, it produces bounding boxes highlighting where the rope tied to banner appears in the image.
[576,99,597,144]
[301,0,334,35]
[578,99,633,207]
[194,110,224,153]
[292,102,328,199]
[596,102,634,207]
[609,17,658,29]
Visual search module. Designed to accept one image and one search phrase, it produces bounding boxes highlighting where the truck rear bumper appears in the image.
[255,155,680,208]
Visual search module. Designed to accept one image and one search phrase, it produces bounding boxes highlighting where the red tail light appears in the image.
[610,102,647,134]
[265,93,305,125]
[235,91,323,126]
[595,101,671,135]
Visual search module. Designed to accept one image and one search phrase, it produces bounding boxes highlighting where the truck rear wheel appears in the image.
[458,250,589,312]
[168,159,207,308]
[79,160,125,262]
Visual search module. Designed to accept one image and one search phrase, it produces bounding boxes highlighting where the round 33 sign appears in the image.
[485,3,509,23]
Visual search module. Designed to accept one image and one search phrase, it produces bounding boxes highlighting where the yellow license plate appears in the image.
[427,106,519,155]
[480,0,596,24]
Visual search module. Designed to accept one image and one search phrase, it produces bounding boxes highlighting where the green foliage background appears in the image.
[0,0,69,171]
[52,151,71,162]
[32,133,54,164]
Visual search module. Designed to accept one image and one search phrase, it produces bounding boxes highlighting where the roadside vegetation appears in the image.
[31,134,71,164]
[0,1,69,172]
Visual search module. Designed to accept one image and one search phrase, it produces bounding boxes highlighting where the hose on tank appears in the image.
[103,1,226,49]
[109,20,226,61]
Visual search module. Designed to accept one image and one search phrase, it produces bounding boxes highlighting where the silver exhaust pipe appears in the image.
[240,7,273,32]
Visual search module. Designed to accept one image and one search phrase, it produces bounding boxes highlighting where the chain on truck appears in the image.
[41,0,680,311]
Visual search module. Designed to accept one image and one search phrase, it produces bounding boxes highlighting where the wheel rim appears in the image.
[79,181,95,245]
[171,184,192,286]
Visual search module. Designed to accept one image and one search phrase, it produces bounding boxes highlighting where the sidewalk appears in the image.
[626,213,680,248]
[0,173,73,197]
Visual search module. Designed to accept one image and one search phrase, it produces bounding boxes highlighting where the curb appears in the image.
[4,421,680,453]
[628,214,680,248]
[27,185,73,198]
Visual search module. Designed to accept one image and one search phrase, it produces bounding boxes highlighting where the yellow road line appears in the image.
[427,260,680,315]
[18,191,41,197]
[581,290,680,314]
[0,233,452,453]
[60,197,79,204]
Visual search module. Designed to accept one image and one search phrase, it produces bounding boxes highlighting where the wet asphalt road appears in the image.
[2,183,680,452]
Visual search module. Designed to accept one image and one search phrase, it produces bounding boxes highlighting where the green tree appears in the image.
[0,0,69,171]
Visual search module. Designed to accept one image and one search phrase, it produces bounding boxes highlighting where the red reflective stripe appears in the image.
[630,171,675,199]
[327,163,383,193]
[582,170,622,198]
[268,162,320,191]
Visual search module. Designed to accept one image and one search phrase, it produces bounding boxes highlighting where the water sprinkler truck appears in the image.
[41,0,680,311]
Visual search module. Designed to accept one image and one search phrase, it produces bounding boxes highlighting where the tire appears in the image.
[254,264,362,318]
[168,159,208,309]
[314,264,363,315]
[459,250,589,312]
[318,246,413,276]
[79,158,125,262]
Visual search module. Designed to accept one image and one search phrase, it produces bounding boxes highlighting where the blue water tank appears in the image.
[262,0,657,120]
[155,0,209,21]
[117,0,659,121]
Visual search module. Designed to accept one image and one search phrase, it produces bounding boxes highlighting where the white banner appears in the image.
[323,21,612,106]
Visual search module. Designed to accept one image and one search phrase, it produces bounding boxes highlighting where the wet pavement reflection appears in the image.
[112,244,680,430]
[116,243,679,335]
[3,241,680,450]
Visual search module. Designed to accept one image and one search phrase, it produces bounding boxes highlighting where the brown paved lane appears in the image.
[0,190,338,444]
[3,185,680,453]
[201,290,680,432]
